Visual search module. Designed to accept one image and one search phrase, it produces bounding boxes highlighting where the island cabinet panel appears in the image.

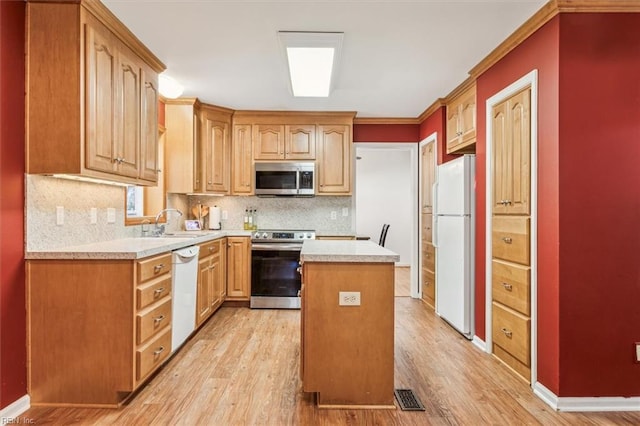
[301,262,395,408]
[26,252,173,407]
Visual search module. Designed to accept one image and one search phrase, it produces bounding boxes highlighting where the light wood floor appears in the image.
[21,300,640,425]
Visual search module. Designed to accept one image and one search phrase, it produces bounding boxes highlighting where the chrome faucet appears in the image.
[153,208,183,236]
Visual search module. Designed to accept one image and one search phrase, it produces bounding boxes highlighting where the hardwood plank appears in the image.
[21,301,640,424]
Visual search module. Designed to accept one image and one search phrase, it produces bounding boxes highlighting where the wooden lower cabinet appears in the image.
[226,237,251,301]
[26,253,173,407]
[196,239,227,326]
[301,262,395,408]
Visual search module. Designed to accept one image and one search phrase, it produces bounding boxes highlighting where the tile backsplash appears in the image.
[26,175,354,250]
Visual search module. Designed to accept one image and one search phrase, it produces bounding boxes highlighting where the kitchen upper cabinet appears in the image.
[421,142,436,214]
[26,0,164,186]
[492,88,531,215]
[252,124,316,160]
[446,82,477,154]
[232,124,253,194]
[165,101,232,195]
[202,106,231,194]
[317,125,352,195]
[165,99,203,193]
[226,237,251,301]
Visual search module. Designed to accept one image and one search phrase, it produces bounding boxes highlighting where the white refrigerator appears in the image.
[433,154,475,339]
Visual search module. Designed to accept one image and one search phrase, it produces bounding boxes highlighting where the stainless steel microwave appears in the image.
[255,162,315,196]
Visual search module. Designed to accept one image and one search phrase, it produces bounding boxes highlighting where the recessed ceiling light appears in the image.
[279,32,343,98]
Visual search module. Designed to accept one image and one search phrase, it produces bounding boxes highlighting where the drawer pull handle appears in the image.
[501,237,513,244]
[209,247,214,252]
[425,281,430,287]
[502,283,513,291]
[153,287,165,297]
[153,346,165,356]
[154,264,165,273]
[153,315,165,324]
[297,290,301,297]
[501,327,513,338]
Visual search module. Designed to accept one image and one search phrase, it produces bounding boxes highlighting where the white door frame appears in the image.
[418,132,438,301]
[484,70,539,385]
[353,142,419,297]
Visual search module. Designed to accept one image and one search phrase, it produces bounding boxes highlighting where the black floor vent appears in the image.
[394,388,426,411]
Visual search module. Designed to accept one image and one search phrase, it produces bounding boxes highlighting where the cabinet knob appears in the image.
[502,282,513,291]
[153,315,165,324]
[154,264,165,272]
[501,327,513,338]
[153,287,165,297]
[501,237,513,244]
[153,346,165,356]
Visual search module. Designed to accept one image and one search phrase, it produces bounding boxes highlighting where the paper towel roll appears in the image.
[209,205,221,230]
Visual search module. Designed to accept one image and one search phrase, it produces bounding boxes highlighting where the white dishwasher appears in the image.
[171,245,200,353]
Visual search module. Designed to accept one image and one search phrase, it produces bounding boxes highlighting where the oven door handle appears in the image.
[251,243,303,251]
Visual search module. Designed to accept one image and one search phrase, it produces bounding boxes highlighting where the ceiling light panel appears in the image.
[279,32,343,98]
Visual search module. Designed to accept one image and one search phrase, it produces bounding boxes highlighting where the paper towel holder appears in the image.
[209,205,222,230]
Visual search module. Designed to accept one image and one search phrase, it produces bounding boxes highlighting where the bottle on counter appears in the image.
[248,208,254,230]
[243,209,249,230]
[252,208,258,230]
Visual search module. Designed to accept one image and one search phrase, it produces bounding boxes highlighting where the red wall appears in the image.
[0,0,27,408]
[353,123,419,143]
[476,17,561,393]
[557,13,640,397]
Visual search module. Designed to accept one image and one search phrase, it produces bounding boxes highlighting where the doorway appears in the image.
[354,143,418,297]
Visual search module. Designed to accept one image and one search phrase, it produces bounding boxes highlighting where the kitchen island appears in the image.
[299,240,400,409]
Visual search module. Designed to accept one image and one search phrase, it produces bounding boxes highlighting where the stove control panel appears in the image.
[251,230,316,241]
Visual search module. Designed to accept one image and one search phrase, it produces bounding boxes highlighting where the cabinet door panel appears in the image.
[253,124,284,160]
[204,118,230,193]
[196,258,212,326]
[232,124,253,194]
[460,89,476,145]
[446,104,460,148]
[226,237,251,299]
[285,124,316,159]
[116,49,141,178]
[317,125,351,194]
[140,68,159,182]
[85,22,117,174]
[421,142,435,213]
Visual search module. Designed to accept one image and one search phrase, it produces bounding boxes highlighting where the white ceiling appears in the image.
[103,0,546,118]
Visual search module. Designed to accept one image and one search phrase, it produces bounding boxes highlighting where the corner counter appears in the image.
[299,240,399,409]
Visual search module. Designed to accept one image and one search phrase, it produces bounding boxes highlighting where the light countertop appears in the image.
[300,240,400,263]
[25,230,253,260]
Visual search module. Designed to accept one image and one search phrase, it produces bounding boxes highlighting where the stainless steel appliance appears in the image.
[255,162,315,196]
[250,229,316,309]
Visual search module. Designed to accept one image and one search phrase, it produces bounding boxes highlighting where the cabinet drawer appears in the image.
[492,302,530,366]
[137,297,172,345]
[199,240,222,259]
[137,253,172,283]
[492,260,530,315]
[137,275,172,310]
[136,327,171,382]
[492,217,529,265]
[423,242,435,271]
[422,267,435,301]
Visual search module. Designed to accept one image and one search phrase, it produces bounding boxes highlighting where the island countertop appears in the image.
[300,239,400,263]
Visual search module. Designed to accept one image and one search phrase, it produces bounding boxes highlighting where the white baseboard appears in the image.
[0,395,30,420]
[472,335,486,352]
[533,382,640,412]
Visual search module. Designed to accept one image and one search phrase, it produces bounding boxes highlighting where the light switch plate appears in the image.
[342,207,349,217]
[330,211,337,220]
[339,291,361,306]
[106,208,116,224]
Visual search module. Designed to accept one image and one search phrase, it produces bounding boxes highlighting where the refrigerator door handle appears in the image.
[432,182,439,248]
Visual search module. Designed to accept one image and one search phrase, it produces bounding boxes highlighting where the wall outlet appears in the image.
[90,207,98,224]
[635,342,640,363]
[55,206,64,226]
[339,291,361,306]
[222,210,228,220]
[342,207,349,217]
[330,211,337,220]
[106,208,116,224]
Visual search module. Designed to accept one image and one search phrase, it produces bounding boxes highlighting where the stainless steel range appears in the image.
[250,229,315,309]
